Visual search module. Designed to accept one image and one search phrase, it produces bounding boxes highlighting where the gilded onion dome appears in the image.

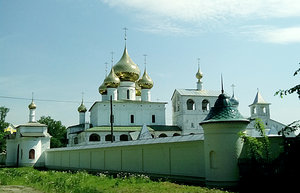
[113,46,140,82]
[28,100,36,109]
[104,68,120,88]
[136,83,141,96]
[98,81,107,95]
[77,101,87,113]
[196,68,203,80]
[138,68,154,89]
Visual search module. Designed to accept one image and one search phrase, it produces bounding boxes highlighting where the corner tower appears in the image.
[200,79,249,188]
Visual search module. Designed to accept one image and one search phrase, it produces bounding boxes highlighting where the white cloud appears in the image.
[242,25,300,44]
[102,0,300,42]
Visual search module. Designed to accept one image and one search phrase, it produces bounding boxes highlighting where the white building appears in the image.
[6,100,51,167]
[67,44,181,146]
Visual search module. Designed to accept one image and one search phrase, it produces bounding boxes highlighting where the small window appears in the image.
[130,115,134,123]
[152,115,156,123]
[29,149,35,160]
[202,99,210,111]
[127,90,130,99]
[74,137,78,144]
[187,99,195,110]
[89,133,100,142]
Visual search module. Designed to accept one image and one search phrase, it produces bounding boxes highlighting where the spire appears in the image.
[143,54,147,70]
[251,89,270,105]
[221,74,224,94]
[123,27,128,45]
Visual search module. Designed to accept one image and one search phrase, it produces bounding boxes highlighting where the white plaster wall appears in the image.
[90,101,166,127]
[19,138,42,166]
[5,139,17,166]
[45,139,205,181]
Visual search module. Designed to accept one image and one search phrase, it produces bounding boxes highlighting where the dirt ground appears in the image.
[0,185,43,193]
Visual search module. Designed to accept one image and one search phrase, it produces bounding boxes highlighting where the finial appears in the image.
[143,54,147,70]
[123,27,128,43]
[231,84,235,96]
[81,92,84,103]
[197,58,200,70]
[221,74,224,94]
[105,62,108,77]
[31,92,34,102]
[111,51,114,67]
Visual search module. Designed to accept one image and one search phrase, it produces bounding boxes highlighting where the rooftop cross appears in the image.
[221,74,224,94]
[123,27,128,42]
[197,58,201,69]
[143,54,147,69]
[105,62,108,77]
[111,51,114,67]
[231,84,236,96]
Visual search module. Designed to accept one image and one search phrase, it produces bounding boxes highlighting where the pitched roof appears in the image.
[172,89,220,100]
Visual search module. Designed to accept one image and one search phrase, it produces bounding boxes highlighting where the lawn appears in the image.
[0,167,229,193]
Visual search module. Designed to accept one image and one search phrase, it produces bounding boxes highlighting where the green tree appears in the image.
[239,118,270,162]
[275,65,300,99]
[38,116,67,148]
[0,106,10,152]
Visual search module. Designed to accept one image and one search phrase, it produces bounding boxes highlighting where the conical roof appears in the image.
[138,68,153,89]
[251,91,270,105]
[113,46,140,82]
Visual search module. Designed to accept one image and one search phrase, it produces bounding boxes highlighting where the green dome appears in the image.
[201,93,248,123]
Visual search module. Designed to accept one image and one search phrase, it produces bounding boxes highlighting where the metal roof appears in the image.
[86,125,181,132]
[46,134,204,152]
[174,89,220,97]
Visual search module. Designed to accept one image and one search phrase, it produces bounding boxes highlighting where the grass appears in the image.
[0,167,229,193]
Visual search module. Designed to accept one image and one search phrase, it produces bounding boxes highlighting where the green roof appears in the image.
[201,93,249,123]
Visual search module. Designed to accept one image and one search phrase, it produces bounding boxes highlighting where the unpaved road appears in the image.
[0,185,43,193]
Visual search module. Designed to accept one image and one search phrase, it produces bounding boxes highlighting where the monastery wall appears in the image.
[45,135,205,182]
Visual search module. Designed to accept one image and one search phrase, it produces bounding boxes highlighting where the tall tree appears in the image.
[38,116,67,148]
[0,106,9,152]
[275,65,300,99]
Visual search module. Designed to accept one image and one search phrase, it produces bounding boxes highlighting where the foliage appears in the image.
[0,167,228,193]
[0,106,10,153]
[239,118,270,163]
[275,65,300,99]
[278,120,300,137]
[38,116,67,148]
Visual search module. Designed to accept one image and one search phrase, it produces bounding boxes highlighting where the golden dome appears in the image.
[28,101,36,109]
[136,83,141,96]
[77,101,87,113]
[104,68,120,88]
[98,81,107,95]
[113,46,140,82]
[138,69,153,89]
[196,68,203,80]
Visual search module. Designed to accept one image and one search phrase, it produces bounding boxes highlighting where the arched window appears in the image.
[89,133,100,142]
[202,99,210,111]
[159,133,167,138]
[29,149,35,160]
[187,99,195,110]
[74,137,78,144]
[173,133,180,136]
[105,134,115,141]
[120,134,129,141]
[210,151,216,169]
[152,115,156,123]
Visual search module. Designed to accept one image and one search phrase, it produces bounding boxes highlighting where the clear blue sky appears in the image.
[1,0,299,126]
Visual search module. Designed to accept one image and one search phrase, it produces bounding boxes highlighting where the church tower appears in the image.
[77,99,87,125]
[249,90,270,120]
[28,99,37,122]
